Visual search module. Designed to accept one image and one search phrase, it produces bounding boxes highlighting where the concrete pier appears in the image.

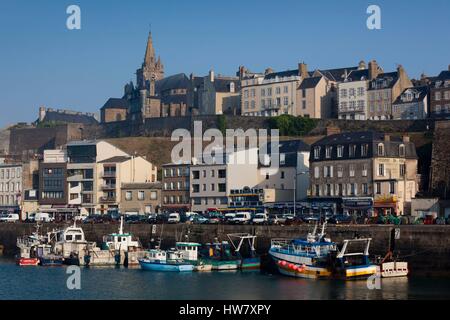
[1,223,449,276]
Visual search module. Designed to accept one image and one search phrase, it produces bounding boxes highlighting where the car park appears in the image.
[206,212,224,224]
[328,215,352,225]
[224,213,236,223]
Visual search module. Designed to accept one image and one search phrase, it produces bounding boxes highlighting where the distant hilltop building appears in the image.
[37,106,98,125]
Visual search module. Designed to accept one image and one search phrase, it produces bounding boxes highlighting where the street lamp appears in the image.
[293,170,310,216]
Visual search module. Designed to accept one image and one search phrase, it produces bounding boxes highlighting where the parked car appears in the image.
[232,212,252,224]
[0,213,20,223]
[224,213,236,223]
[252,213,269,225]
[190,215,209,224]
[125,215,147,224]
[28,212,54,223]
[168,213,181,224]
[206,212,224,224]
[301,214,321,224]
[328,215,352,225]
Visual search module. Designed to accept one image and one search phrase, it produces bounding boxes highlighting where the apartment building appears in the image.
[189,148,260,212]
[392,86,428,119]
[338,60,383,120]
[367,65,413,120]
[0,163,22,212]
[429,67,450,118]
[161,163,191,213]
[241,66,303,116]
[39,150,68,214]
[120,182,162,215]
[66,140,157,215]
[309,131,418,216]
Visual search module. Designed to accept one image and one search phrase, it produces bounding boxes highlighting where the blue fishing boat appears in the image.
[138,249,194,272]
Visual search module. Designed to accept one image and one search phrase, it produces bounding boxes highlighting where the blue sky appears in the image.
[0,0,449,127]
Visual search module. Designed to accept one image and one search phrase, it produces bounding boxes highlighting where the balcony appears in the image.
[102,171,116,178]
[101,184,116,190]
[100,196,116,203]
[67,174,83,182]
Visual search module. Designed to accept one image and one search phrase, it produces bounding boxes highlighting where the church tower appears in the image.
[136,32,164,92]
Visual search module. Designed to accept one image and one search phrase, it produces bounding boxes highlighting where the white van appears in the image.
[35,212,54,222]
[252,213,269,224]
[168,213,181,224]
[232,212,252,224]
[0,213,20,223]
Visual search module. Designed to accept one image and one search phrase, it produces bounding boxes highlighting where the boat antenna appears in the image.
[119,216,124,235]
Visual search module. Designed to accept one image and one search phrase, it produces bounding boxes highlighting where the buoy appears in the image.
[281,261,287,266]
[288,263,294,269]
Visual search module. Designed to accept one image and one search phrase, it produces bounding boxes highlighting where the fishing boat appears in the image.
[138,249,194,272]
[16,224,45,266]
[331,238,378,280]
[270,222,336,279]
[39,253,65,266]
[100,216,144,266]
[175,242,212,271]
[201,241,241,271]
[375,229,409,278]
[227,233,261,270]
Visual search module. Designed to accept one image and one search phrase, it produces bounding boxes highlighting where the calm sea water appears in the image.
[0,258,449,300]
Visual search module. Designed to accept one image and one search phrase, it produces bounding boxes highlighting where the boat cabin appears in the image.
[175,242,201,261]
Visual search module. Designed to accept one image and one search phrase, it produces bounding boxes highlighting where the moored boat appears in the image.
[138,249,194,272]
[201,241,241,271]
[227,233,261,270]
[175,242,212,271]
[17,257,40,266]
[16,224,45,267]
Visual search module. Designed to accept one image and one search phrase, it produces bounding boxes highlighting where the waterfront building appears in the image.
[392,86,428,120]
[296,75,335,119]
[161,163,191,213]
[367,65,413,120]
[120,182,162,215]
[189,148,260,213]
[66,140,157,215]
[0,163,23,213]
[309,131,418,216]
[38,150,69,216]
[257,139,310,203]
[429,66,450,119]
[228,187,292,213]
[20,159,39,220]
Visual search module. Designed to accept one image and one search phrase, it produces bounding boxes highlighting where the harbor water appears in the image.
[0,258,449,300]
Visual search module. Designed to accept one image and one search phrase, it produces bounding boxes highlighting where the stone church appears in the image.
[102,32,190,123]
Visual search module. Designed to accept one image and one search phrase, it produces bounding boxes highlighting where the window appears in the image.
[362,183,368,195]
[261,89,265,97]
[192,171,199,179]
[378,163,385,176]
[389,181,395,194]
[202,184,206,191]
[192,184,200,193]
[314,166,320,178]
[211,184,215,191]
[377,143,384,156]
[314,147,321,159]
[337,166,343,178]
[315,185,320,196]
[435,92,441,101]
[326,184,332,196]
[302,100,306,109]
[267,88,272,96]
[150,191,157,200]
[125,191,132,201]
[325,146,332,159]
[138,191,145,200]
[375,182,381,194]
[218,169,226,178]
[361,144,368,157]
[338,184,343,196]
[281,171,285,179]
[350,183,356,196]
[276,87,281,95]
[340,89,347,98]
[349,144,356,158]
[337,145,344,158]
[400,164,406,177]
[399,144,405,157]
[284,86,288,93]
[362,164,368,177]
[283,97,289,106]
[357,87,365,96]
[218,183,226,192]
[349,165,355,177]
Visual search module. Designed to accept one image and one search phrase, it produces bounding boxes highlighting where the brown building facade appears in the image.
[429,67,450,118]
[161,163,191,213]
[120,182,162,215]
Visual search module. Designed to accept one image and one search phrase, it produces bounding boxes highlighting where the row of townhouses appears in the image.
[0,130,429,219]
[96,33,450,124]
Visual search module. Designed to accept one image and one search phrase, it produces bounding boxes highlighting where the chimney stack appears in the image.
[403,136,410,143]
[209,70,214,82]
[384,134,391,142]
[448,64,450,72]
[265,67,274,75]
[368,60,380,80]
[298,62,309,78]
[39,106,46,122]
[326,126,341,136]
[358,60,366,70]
[397,64,406,79]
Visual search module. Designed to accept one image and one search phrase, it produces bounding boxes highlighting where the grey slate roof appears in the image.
[368,72,399,90]
[40,110,98,125]
[101,98,129,110]
[298,76,322,89]
[393,86,428,105]
[98,156,131,163]
[213,78,240,93]
[156,73,190,93]
[264,69,300,80]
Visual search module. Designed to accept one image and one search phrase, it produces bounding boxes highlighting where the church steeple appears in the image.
[143,31,156,66]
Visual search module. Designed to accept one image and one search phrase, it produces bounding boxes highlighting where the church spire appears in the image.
[144,31,156,66]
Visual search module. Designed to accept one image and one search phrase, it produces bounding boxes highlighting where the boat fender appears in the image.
[280,261,287,266]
